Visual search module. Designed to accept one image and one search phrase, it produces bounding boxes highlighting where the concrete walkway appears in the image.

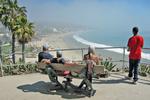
[0,73,150,100]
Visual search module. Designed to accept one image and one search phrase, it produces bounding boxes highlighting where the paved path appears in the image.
[0,73,150,100]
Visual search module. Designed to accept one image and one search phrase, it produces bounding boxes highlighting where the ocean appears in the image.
[73,30,150,63]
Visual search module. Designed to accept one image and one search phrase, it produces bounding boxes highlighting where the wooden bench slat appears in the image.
[37,62,105,74]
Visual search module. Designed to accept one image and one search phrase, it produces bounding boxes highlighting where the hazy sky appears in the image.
[19,0,150,31]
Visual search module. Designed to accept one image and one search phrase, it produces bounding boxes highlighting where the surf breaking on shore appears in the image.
[73,35,150,60]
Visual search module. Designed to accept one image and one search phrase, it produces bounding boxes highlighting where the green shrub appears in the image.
[1,63,38,76]
[139,64,150,76]
[101,57,116,71]
[140,64,150,74]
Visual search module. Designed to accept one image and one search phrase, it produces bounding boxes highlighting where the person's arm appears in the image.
[127,38,131,51]
[60,58,65,64]
[39,52,51,64]
[48,53,53,61]
[141,36,144,48]
[96,56,100,65]
[83,54,88,60]
[41,59,51,64]
[127,37,136,51]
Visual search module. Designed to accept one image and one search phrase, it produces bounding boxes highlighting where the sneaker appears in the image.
[132,80,137,85]
[125,76,132,80]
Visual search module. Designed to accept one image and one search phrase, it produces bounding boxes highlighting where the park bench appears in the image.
[37,62,106,76]
[37,62,108,97]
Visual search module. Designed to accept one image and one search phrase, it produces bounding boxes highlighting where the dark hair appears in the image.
[57,53,62,58]
[43,47,48,51]
[132,27,139,35]
[42,44,49,51]
[57,51,62,58]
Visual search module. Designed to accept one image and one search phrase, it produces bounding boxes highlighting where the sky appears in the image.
[18,0,150,31]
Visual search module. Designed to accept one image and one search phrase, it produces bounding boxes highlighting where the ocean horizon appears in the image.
[73,30,150,61]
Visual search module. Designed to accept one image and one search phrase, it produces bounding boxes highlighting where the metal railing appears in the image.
[50,47,150,68]
[0,46,150,77]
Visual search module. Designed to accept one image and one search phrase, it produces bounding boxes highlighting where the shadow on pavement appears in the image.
[93,73,150,85]
[17,81,86,99]
[92,78,132,84]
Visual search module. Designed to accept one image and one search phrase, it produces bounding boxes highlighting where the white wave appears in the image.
[73,35,150,60]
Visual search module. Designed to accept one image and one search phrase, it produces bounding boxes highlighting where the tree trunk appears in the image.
[22,42,25,63]
[12,34,15,64]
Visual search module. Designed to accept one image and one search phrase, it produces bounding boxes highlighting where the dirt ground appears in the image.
[0,73,150,100]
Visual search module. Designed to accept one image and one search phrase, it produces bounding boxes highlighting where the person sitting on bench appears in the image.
[78,45,100,89]
[84,45,100,82]
[38,44,60,86]
[51,50,65,64]
[52,50,71,76]
[38,44,53,64]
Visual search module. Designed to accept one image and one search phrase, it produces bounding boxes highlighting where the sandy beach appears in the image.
[24,32,82,63]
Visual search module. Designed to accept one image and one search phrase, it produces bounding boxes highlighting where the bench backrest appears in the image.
[37,62,105,74]
[51,63,105,74]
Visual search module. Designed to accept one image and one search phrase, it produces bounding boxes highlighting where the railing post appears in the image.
[81,48,84,60]
[122,47,126,72]
[0,58,3,77]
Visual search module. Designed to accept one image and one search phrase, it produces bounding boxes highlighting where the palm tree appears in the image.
[16,16,35,63]
[0,0,27,63]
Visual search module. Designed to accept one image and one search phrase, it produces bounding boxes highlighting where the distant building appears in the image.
[52,28,58,32]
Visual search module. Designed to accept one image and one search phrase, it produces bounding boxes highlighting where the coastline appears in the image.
[47,32,83,61]
[25,30,149,68]
[25,31,83,63]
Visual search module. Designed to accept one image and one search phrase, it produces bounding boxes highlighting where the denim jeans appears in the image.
[128,59,140,81]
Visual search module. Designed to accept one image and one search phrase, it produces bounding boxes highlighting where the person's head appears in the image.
[132,27,139,36]
[42,44,49,51]
[88,45,96,55]
[56,50,62,58]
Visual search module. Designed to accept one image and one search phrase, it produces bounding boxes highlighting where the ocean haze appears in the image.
[19,0,150,31]
[18,0,150,47]
[18,0,150,61]
[18,0,150,45]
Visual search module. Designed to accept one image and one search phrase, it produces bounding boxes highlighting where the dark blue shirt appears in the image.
[38,51,53,62]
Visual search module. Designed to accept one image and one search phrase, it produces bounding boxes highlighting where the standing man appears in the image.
[127,27,144,84]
